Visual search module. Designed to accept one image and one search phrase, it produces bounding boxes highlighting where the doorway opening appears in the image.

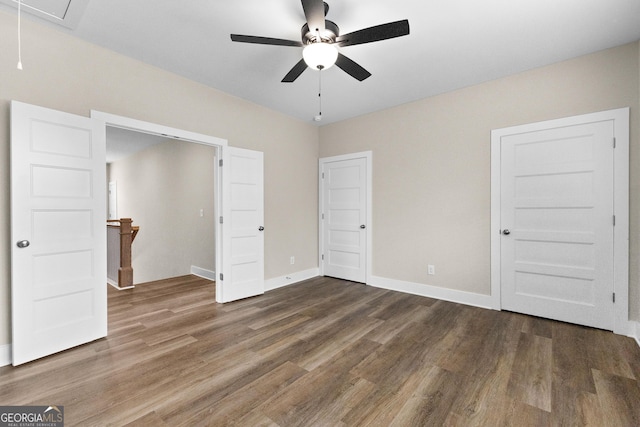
[106,129,217,286]
[91,111,227,295]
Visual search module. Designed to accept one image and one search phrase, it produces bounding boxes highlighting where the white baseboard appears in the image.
[107,279,134,290]
[368,275,494,310]
[191,266,216,281]
[0,344,11,367]
[265,268,319,292]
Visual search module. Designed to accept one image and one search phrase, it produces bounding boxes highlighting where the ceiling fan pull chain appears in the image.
[315,67,323,121]
[17,0,23,70]
[319,67,322,116]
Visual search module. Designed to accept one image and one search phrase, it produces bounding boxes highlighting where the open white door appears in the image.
[11,101,107,365]
[218,147,264,303]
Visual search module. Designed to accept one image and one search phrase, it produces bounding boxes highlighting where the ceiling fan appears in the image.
[230,0,410,83]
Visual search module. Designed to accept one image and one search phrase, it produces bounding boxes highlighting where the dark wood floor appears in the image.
[1,275,639,426]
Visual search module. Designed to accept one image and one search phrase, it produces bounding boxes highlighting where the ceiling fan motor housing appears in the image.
[302,20,339,45]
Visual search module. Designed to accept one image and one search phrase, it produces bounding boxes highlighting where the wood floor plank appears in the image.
[592,369,640,426]
[507,332,553,412]
[1,275,639,426]
[446,311,523,423]
[180,361,308,426]
[586,328,636,379]
[122,411,169,427]
[552,321,597,393]
[259,339,381,426]
[551,384,604,426]
[390,365,462,426]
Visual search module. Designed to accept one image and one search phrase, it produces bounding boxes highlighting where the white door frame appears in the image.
[318,151,373,284]
[490,108,629,335]
[91,111,228,301]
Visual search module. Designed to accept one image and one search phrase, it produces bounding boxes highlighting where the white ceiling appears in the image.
[3,0,640,125]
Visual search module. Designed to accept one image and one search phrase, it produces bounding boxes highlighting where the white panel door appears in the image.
[219,147,264,303]
[500,120,614,330]
[321,157,367,283]
[11,101,107,365]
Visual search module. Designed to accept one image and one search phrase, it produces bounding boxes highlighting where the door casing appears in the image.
[490,108,629,335]
[91,111,229,302]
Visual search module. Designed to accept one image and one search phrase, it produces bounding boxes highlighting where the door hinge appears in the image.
[219,216,223,224]
[219,159,223,167]
[220,273,224,281]
[321,254,324,260]
[613,215,616,226]
[322,172,325,179]
[321,213,324,220]
[613,137,616,149]
[613,292,616,303]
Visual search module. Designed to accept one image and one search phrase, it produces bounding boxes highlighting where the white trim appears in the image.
[369,275,494,309]
[490,108,630,334]
[318,151,373,284]
[0,344,11,367]
[107,278,134,291]
[91,110,228,303]
[265,268,319,292]
[90,111,228,147]
[191,266,216,281]
[632,321,640,348]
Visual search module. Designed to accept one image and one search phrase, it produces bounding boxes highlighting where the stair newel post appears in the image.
[118,217,134,288]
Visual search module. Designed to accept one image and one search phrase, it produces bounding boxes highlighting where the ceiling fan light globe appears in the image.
[303,42,338,70]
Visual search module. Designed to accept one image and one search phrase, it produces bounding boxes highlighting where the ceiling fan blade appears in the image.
[301,0,326,34]
[336,19,410,47]
[282,59,308,83]
[231,34,303,47]
[335,53,371,81]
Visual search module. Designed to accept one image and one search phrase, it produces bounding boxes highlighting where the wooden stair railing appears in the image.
[107,218,139,289]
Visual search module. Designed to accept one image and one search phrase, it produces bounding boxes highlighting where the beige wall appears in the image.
[107,139,216,284]
[0,10,319,347]
[1,8,638,352]
[320,42,640,320]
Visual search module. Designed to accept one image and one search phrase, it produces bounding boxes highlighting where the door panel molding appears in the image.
[219,146,265,303]
[11,101,107,365]
[490,108,629,335]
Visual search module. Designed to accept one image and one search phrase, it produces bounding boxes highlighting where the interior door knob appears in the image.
[16,240,30,248]
[258,226,265,231]
[502,229,510,235]
[360,224,366,229]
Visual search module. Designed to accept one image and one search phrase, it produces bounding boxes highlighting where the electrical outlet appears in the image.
[428,265,435,275]
[290,256,295,265]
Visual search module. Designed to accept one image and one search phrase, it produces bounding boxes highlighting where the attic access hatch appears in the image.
[0,0,88,29]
